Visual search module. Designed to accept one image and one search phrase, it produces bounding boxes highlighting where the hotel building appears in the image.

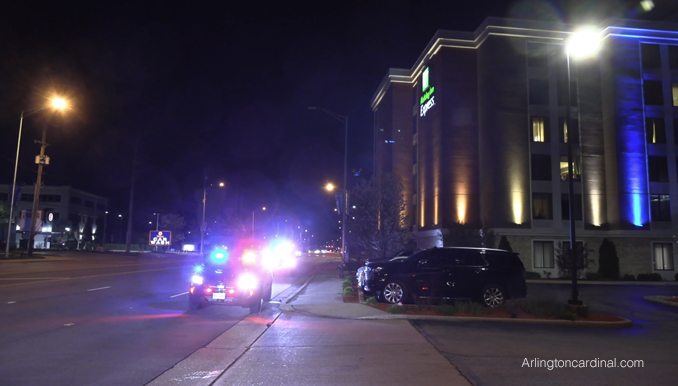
[371,17,678,279]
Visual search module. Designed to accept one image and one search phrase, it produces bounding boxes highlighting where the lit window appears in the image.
[532,117,547,142]
[533,241,555,268]
[532,193,553,219]
[646,118,666,144]
[653,243,674,271]
[673,83,678,107]
[559,156,581,181]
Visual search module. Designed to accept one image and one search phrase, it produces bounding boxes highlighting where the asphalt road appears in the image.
[0,251,312,386]
[412,282,678,386]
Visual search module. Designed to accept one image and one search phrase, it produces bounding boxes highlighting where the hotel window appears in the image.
[557,80,577,106]
[641,44,661,68]
[531,154,551,180]
[22,194,34,202]
[653,243,674,271]
[532,193,553,220]
[533,241,555,268]
[670,46,678,69]
[70,196,82,205]
[559,155,581,181]
[673,83,678,107]
[531,116,549,142]
[559,118,579,144]
[561,194,582,221]
[646,118,666,144]
[643,80,663,106]
[650,194,671,221]
[529,79,549,105]
[648,156,669,182]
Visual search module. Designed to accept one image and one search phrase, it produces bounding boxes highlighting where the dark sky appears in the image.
[1,0,675,243]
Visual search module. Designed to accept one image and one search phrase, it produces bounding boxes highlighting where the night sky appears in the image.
[1,0,675,244]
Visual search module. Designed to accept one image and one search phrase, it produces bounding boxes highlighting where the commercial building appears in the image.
[0,185,108,250]
[371,17,678,279]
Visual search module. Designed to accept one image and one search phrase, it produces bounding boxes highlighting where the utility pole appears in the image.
[125,140,139,253]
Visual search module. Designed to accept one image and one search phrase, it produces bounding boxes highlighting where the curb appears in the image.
[355,313,633,328]
[643,295,678,308]
[527,279,678,286]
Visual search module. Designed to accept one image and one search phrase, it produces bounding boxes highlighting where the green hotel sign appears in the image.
[420,67,435,117]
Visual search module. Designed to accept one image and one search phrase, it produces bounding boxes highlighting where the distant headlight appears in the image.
[237,273,258,290]
[191,274,204,285]
[374,267,383,272]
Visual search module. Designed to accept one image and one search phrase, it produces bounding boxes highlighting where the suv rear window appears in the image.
[484,252,524,268]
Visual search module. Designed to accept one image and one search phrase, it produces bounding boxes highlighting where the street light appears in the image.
[118,214,123,244]
[18,97,69,256]
[308,106,349,264]
[252,207,266,239]
[201,181,225,255]
[565,28,600,306]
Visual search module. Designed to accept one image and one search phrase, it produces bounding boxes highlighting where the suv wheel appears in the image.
[481,285,505,308]
[189,299,202,311]
[382,281,406,304]
[250,296,263,313]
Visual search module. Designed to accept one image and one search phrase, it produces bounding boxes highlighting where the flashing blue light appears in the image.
[194,265,203,273]
[209,248,230,264]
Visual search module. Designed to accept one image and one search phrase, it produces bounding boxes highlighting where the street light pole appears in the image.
[308,106,349,264]
[564,28,600,306]
[252,207,266,239]
[200,179,224,255]
[26,126,49,256]
[6,98,68,257]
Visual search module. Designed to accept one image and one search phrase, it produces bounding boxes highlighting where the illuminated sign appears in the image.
[420,67,435,117]
[149,230,172,245]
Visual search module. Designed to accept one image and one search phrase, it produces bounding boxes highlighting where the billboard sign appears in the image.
[149,230,172,245]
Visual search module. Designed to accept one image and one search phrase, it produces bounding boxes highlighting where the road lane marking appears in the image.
[0,277,71,281]
[87,286,112,292]
[0,266,183,289]
[7,301,16,304]
[170,292,188,298]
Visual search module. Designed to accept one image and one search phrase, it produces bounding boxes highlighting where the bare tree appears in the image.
[350,173,412,259]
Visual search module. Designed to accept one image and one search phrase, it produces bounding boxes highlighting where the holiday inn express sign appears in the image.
[420,66,435,117]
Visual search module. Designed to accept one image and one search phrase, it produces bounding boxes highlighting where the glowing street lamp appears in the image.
[17,97,69,256]
[564,28,600,306]
[309,107,349,264]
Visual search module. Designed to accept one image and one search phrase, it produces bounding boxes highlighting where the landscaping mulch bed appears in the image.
[341,285,625,322]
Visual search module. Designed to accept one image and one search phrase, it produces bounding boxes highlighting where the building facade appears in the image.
[1,185,108,249]
[371,17,678,279]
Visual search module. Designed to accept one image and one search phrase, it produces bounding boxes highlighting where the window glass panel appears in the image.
[646,118,667,144]
[673,83,678,107]
[559,118,579,144]
[641,44,661,68]
[531,116,548,142]
[529,79,549,105]
[648,156,669,182]
[650,194,671,221]
[559,156,581,181]
[643,80,663,106]
[669,46,678,69]
[561,194,583,221]
[532,193,553,219]
[531,154,552,180]
[653,243,674,270]
[533,241,555,268]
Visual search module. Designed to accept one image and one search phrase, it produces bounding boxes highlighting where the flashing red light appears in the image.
[205,288,213,294]
[249,290,254,297]
[189,287,196,295]
[228,289,235,294]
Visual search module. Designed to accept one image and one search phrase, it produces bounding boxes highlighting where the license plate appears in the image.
[213,293,226,300]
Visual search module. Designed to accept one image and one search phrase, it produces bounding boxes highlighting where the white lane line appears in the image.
[87,286,111,292]
[170,292,188,298]
[0,277,69,281]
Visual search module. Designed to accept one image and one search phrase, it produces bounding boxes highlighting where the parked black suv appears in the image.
[360,247,527,307]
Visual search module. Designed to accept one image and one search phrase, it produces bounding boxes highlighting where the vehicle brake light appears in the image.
[228,289,235,294]
[189,287,195,294]
[242,250,257,265]
[205,288,213,294]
